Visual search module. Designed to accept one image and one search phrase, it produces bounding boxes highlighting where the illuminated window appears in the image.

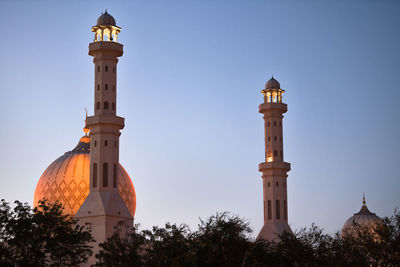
[284,200,287,220]
[113,164,117,188]
[274,150,278,157]
[112,103,115,111]
[104,140,108,147]
[276,200,280,219]
[93,163,97,188]
[267,151,272,162]
[105,66,108,72]
[104,101,109,110]
[268,200,272,220]
[96,102,100,110]
[105,84,108,90]
[103,163,108,187]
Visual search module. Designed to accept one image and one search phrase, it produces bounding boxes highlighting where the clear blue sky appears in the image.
[0,0,399,235]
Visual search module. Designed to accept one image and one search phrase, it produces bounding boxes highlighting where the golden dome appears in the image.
[33,135,136,217]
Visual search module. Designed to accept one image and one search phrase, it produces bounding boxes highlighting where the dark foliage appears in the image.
[97,210,400,267]
[95,223,147,267]
[0,199,93,267]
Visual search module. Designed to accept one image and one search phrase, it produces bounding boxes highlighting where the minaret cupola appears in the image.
[92,10,121,42]
[261,77,285,103]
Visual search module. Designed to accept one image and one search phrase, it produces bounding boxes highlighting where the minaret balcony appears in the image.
[259,102,287,114]
[86,115,125,130]
[259,161,291,173]
[89,42,123,58]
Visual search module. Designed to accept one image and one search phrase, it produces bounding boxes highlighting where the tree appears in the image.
[96,210,400,266]
[95,224,146,267]
[193,212,252,266]
[0,199,93,267]
[143,223,195,267]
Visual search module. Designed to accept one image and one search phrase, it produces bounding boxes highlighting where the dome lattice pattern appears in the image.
[34,136,136,217]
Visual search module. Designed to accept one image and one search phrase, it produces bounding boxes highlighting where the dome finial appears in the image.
[363,192,366,206]
[83,108,89,136]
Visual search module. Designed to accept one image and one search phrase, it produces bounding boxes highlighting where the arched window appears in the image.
[105,66,108,72]
[267,121,270,127]
[96,102,100,110]
[274,121,276,126]
[113,164,117,188]
[276,200,280,219]
[104,101,109,110]
[97,66,100,72]
[97,85,100,91]
[284,200,287,220]
[264,201,266,221]
[268,200,272,220]
[103,163,108,187]
[267,182,270,187]
[105,84,108,90]
[274,136,277,141]
[104,140,108,147]
[276,181,279,187]
[112,102,115,111]
[93,163,97,188]
[94,140,97,147]
[268,136,270,142]
[274,150,278,157]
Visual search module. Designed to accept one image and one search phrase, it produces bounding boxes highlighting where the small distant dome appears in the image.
[97,10,116,26]
[342,194,382,233]
[265,77,281,90]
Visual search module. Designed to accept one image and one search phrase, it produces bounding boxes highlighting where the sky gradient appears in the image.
[0,0,399,236]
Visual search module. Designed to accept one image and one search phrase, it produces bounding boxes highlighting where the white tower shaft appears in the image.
[257,78,292,241]
[75,13,131,265]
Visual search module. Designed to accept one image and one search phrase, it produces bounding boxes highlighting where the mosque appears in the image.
[33,11,382,259]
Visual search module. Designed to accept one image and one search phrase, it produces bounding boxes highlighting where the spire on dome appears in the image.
[363,192,366,206]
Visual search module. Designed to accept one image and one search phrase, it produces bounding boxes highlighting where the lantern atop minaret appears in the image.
[92,10,121,42]
[261,77,285,104]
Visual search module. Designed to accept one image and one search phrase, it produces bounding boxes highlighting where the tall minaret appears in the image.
[76,11,132,256]
[257,77,292,241]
